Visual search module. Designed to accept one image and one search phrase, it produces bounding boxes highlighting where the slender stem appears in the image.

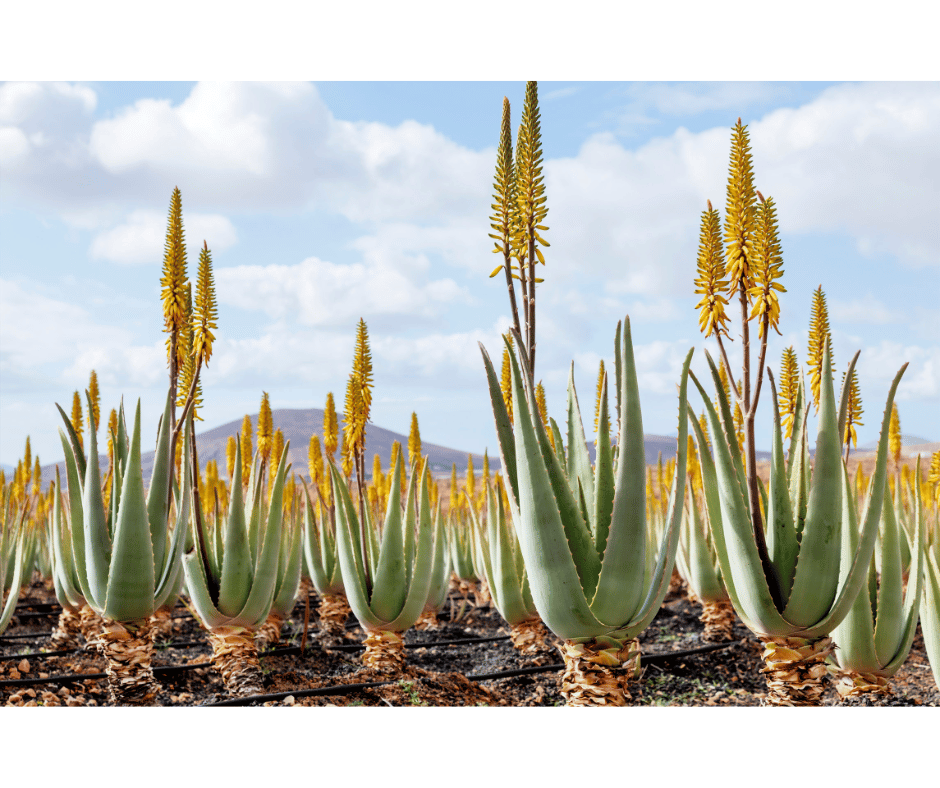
[501,242,523,348]
[527,230,536,375]
[714,334,741,402]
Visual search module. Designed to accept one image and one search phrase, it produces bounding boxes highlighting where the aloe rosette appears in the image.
[414,502,451,630]
[689,346,907,705]
[183,439,290,697]
[47,468,88,649]
[468,482,550,655]
[56,392,190,705]
[829,457,926,698]
[300,478,353,645]
[255,493,304,651]
[481,318,693,706]
[330,453,435,675]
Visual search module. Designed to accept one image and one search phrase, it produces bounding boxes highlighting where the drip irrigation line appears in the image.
[0,631,54,641]
[203,640,742,707]
[310,634,511,653]
[11,611,59,620]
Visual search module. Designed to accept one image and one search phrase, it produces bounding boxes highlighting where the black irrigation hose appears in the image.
[274,634,512,655]
[203,640,742,707]
[0,631,55,641]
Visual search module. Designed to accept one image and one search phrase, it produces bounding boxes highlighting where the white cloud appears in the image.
[216,255,471,328]
[830,294,899,325]
[857,342,940,402]
[90,209,238,264]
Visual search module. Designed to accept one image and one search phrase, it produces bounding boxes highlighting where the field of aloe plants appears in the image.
[1,83,938,711]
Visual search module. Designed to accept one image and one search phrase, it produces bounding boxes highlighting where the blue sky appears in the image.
[2,14,938,471]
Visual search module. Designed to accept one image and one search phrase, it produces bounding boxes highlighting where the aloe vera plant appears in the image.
[414,501,451,630]
[183,439,290,697]
[56,392,190,705]
[922,506,940,690]
[689,346,907,705]
[255,488,304,651]
[330,453,436,675]
[0,503,30,636]
[482,318,693,706]
[829,456,926,698]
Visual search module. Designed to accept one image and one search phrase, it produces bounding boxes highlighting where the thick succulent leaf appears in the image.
[785,378,807,487]
[270,517,304,618]
[703,353,749,508]
[784,344,845,627]
[154,440,192,608]
[488,484,529,624]
[591,319,657,625]
[920,549,940,689]
[103,400,156,623]
[608,347,691,640]
[330,462,383,630]
[788,412,810,543]
[147,390,173,576]
[403,459,418,587]
[370,450,409,622]
[386,461,437,631]
[593,373,615,559]
[613,319,623,433]
[217,439,253,617]
[50,467,83,609]
[182,546,227,631]
[479,343,519,512]
[549,418,566,470]
[503,336,601,640]
[79,393,111,612]
[425,505,451,611]
[800,363,907,639]
[0,528,26,635]
[691,371,794,637]
[830,466,880,672]
[565,363,596,533]
[873,488,904,664]
[765,373,799,606]
[58,428,95,606]
[55,402,87,481]
[234,446,290,628]
[686,490,726,602]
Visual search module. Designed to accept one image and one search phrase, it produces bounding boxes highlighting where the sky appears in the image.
[2,10,939,474]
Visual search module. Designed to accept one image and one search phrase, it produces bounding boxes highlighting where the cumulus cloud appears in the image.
[857,341,939,402]
[90,209,238,264]
[216,255,471,329]
[830,294,900,325]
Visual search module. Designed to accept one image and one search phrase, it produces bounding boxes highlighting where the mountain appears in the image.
[35,408,768,487]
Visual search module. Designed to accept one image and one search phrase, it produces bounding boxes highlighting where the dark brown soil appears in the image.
[2,576,937,707]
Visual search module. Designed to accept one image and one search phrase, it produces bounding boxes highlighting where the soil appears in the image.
[2,575,937,708]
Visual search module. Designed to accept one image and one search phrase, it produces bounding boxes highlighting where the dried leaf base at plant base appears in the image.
[209,628,265,697]
[79,604,103,650]
[509,618,551,656]
[413,610,438,631]
[362,630,406,675]
[95,619,160,706]
[255,614,284,651]
[759,636,834,706]
[50,607,83,651]
[559,638,642,707]
[833,669,892,700]
[700,600,736,643]
[149,605,175,642]
[317,594,353,644]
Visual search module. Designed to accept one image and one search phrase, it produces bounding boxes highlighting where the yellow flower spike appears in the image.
[465,454,476,507]
[535,381,553,451]
[889,403,902,470]
[748,193,786,339]
[724,118,758,295]
[449,463,459,512]
[226,436,237,481]
[240,415,253,483]
[841,368,864,456]
[693,200,730,339]
[323,392,338,462]
[778,347,800,440]
[501,339,514,426]
[309,434,324,486]
[807,286,834,412]
[408,412,422,468]
[193,241,218,368]
[257,392,273,466]
[176,282,202,418]
[71,391,84,450]
[159,187,189,384]
[88,370,101,432]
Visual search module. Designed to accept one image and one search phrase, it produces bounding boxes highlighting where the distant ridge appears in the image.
[35,408,726,487]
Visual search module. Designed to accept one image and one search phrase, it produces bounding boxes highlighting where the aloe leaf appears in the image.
[216,439,253,617]
[609,347,691,639]
[829,465,879,672]
[300,480,331,592]
[154,441,192,608]
[387,461,436,631]
[703,352,749,508]
[58,430,92,605]
[872,486,904,664]
[147,390,174,576]
[788,410,810,542]
[613,319,623,433]
[370,450,408,622]
[0,527,26,635]
[182,547,227,631]
[785,378,807,486]
[403,459,418,587]
[425,504,451,611]
[566,363,595,531]
[51,470,83,609]
[330,462,383,630]
[549,418,566,469]
[691,371,793,636]
[103,400,156,623]
[765,373,799,606]
[783,343,845,627]
[55,402,87,481]
[271,517,304,618]
[79,393,111,611]
[591,319,660,625]
[502,335,601,640]
[491,485,528,624]
[479,342,519,511]
[920,548,940,689]
[593,372,615,560]
[800,363,907,639]
[687,489,726,602]
[235,446,290,628]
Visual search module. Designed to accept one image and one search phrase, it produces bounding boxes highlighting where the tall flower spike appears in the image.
[177,283,201,417]
[535,381,553,451]
[71,391,84,450]
[408,412,422,468]
[500,340,514,425]
[465,454,475,505]
[23,437,31,487]
[160,187,189,380]
[88,370,101,432]
[309,434,323,486]
[748,192,786,338]
[778,346,801,440]
[724,118,757,294]
[889,402,902,470]
[341,375,359,480]
[693,200,730,338]
[240,415,253,481]
[841,368,864,453]
[323,393,338,461]
[257,392,273,465]
[193,241,218,367]
[807,286,834,412]
[449,463,458,511]
[226,436,237,481]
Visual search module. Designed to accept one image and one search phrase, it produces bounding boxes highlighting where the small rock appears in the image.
[283,695,296,706]
[86,699,97,706]
[8,669,20,680]
[177,692,193,703]
[24,700,38,707]
[39,672,49,679]
[18,659,30,674]
[66,697,84,707]
[41,691,59,706]
[7,694,23,705]
[24,688,37,698]
[57,686,70,697]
